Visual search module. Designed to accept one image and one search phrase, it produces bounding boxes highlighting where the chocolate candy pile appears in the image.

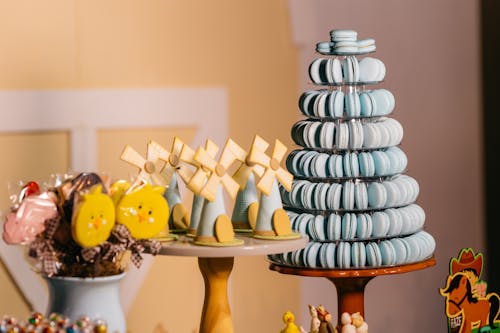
[0,313,108,333]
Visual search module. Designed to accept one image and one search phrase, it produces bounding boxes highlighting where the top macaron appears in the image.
[330,30,358,42]
[316,29,376,55]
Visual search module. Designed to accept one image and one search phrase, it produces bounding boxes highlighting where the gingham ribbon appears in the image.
[111,224,145,268]
[129,242,145,268]
[102,243,127,261]
[81,246,101,262]
[81,242,128,263]
[44,216,61,239]
[28,239,58,276]
[138,239,161,256]
[111,224,134,246]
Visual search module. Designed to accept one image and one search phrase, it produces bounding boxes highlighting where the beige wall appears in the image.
[0,1,300,333]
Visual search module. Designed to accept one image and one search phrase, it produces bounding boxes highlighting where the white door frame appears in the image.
[0,87,228,313]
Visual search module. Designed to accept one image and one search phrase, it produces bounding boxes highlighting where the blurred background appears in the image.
[0,0,492,332]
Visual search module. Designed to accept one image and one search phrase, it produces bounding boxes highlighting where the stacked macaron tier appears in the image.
[281,175,419,211]
[285,204,425,242]
[309,56,385,85]
[269,230,435,269]
[291,118,403,150]
[274,29,435,270]
[286,147,407,179]
[299,88,395,119]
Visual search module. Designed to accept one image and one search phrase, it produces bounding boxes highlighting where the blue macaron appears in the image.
[390,238,407,265]
[356,213,369,239]
[351,242,367,268]
[379,240,396,266]
[304,242,322,268]
[367,182,387,208]
[359,152,375,177]
[334,41,359,54]
[372,150,391,176]
[371,211,390,237]
[341,213,357,240]
[345,92,361,118]
[327,213,342,240]
[356,38,376,54]
[366,242,382,267]
[342,181,355,210]
[330,29,358,42]
[336,242,351,268]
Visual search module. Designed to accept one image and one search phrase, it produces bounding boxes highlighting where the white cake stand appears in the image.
[158,235,307,333]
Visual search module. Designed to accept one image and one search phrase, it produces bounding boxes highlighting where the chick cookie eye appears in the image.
[138,205,142,209]
[148,210,152,215]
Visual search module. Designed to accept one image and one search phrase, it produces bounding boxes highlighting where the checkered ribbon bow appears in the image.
[27,217,63,276]
[110,224,161,268]
[81,246,102,262]
[29,239,58,276]
[139,239,161,256]
[81,242,127,263]
[111,224,144,268]
[44,216,61,239]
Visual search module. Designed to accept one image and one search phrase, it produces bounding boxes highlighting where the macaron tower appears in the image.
[273,29,435,269]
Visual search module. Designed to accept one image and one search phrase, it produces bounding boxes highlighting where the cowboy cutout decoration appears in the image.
[440,248,500,333]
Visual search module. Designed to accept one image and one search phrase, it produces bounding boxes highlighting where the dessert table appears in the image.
[158,234,307,333]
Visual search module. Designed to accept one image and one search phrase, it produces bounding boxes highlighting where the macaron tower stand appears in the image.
[268,29,436,326]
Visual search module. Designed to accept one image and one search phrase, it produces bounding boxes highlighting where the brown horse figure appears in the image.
[441,273,500,333]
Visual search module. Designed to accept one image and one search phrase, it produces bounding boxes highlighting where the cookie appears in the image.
[342,56,359,83]
[327,213,342,240]
[342,181,355,210]
[359,152,375,177]
[354,182,368,210]
[359,57,386,82]
[330,29,358,42]
[351,242,367,268]
[379,240,396,266]
[359,91,374,117]
[316,41,333,54]
[341,213,357,240]
[390,238,408,265]
[372,150,390,176]
[345,92,361,118]
[356,213,369,239]
[348,120,364,149]
[309,58,324,84]
[336,122,349,149]
[366,242,382,267]
[326,183,342,210]
[367,182,387,209]
[334,40,358,54]
[371,211,390,237]
[357,38,376,54]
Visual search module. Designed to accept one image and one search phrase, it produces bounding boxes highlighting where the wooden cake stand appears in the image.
[158,235,307,333]
[269,257,436,324]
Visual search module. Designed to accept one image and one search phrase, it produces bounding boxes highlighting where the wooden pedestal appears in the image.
[269,257,436,324]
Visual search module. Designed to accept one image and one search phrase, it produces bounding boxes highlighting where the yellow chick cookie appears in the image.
[116,184,169,239]
[72,185,116,248]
